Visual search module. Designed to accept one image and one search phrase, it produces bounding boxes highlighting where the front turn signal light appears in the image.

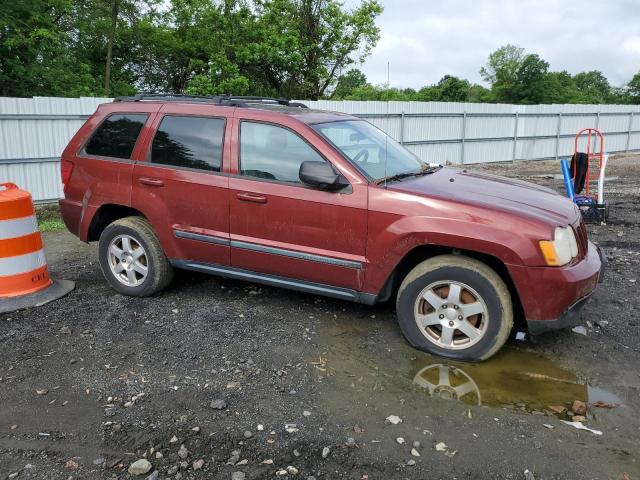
[539,240,561,266]
[539,226,578,267]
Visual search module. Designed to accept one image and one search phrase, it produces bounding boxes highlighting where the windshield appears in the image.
[312,120,428,182]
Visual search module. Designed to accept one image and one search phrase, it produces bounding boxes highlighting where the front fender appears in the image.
[363,215,538,294]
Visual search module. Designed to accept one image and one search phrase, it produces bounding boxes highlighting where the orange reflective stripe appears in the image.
[0,190,35,220]
[0,265,51,298]
[0,232,43,258]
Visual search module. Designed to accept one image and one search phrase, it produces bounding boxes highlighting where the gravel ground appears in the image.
[1,155,639,480]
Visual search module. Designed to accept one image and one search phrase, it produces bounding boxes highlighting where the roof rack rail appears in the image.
[113,93,308,109]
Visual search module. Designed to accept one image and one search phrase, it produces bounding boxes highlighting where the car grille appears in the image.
[574,219,589,259]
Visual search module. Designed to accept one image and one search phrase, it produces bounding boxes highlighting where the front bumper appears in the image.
[509,242,605,335]
[527,291,592,335]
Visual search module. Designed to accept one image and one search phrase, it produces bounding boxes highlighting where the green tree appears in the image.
[0,0,99,96]
[332,68,368,98]
[512,54,550,104]
[537,71,575,103]
[573,70,611,103]
[234,0,382,99]
[479,44,525,103]
[627,71,640,103]
[433,75,471,102]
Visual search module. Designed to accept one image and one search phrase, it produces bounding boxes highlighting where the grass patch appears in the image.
[36,204,66,232]
[38,218,66,232]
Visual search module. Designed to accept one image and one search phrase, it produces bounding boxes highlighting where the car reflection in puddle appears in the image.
[411,347,621,416]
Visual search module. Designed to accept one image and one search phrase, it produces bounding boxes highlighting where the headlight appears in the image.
[539,226,579,266]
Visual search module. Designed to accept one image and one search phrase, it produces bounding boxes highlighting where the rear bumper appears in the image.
[59,199,83,239]
[509,242,604,334]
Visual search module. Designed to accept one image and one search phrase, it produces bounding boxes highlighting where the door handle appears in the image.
[236,192,267,204]
[139,177,165,187]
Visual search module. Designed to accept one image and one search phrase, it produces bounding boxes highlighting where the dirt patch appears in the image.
[1,156,639,479]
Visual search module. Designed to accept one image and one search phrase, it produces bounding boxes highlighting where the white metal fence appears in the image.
[1,96,639,202]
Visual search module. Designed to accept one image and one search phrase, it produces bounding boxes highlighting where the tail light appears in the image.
[61,159,74,191]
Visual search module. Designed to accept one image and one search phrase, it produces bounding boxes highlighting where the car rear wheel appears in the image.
[396,254,512,362]
[98,216,173,297]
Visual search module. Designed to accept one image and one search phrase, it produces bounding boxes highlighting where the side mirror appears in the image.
[299,161,348,191]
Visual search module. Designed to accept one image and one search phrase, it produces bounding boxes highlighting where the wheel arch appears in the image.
[87,204,147,242]
[377,244,526,329]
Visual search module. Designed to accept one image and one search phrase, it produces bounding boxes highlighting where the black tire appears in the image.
[396,254,512,362]
[98,216,173,297]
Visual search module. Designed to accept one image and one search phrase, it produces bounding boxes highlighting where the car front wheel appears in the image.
[396,254,513,362]
[98,216,173,297]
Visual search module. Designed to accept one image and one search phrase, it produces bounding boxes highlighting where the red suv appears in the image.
[59,94,604,361]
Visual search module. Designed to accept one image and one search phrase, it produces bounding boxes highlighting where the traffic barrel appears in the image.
[0,183,74,313]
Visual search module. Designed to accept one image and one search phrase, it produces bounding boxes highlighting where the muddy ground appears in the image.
[1,155,639,480]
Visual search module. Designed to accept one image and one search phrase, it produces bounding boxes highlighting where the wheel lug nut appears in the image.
[439,314,444,319]
[442,304,447,309]
[453,305,459,310]
[448,321,455,327]
[458,315,463,320]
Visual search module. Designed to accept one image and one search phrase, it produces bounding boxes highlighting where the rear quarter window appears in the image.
[84,113,148,159]
[150,115,225,172]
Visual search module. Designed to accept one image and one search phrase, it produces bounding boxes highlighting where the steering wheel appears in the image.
[352,149,369,164]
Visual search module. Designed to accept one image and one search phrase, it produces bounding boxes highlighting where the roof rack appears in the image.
[113,93,308,109]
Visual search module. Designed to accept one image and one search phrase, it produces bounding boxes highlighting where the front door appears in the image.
[228,116,368,291]
[131,104,232,266]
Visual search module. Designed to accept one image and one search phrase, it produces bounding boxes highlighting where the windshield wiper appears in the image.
[375,164,441,185]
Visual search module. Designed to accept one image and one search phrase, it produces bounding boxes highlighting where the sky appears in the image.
[358,0,640,89]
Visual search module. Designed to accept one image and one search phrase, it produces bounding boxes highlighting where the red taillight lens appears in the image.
[61,159,74,191]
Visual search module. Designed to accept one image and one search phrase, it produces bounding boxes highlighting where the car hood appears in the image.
[388,167,578,225]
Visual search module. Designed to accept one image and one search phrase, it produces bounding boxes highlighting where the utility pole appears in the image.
[104,0,119,96]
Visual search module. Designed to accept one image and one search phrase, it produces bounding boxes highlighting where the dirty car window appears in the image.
[313,120,426,181]
[240,122,328,183]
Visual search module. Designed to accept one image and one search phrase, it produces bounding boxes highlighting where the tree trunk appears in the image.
[104,0,119,96]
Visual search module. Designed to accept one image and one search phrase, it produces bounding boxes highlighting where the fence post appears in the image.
[555,112,562,160]
[626,111,634,152]
[512,112,519,161]
[460,112,467,164]
[400,111,405,145]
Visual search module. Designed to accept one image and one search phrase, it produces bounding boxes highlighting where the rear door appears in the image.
[131,104,232,266]
[228,112,368,291]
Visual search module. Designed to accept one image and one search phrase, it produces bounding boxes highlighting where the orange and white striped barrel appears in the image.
[0,183,52,298]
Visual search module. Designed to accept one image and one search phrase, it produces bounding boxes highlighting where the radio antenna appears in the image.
[383,61,390,188]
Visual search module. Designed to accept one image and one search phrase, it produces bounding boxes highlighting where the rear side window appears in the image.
[240,122,328,183]
[84,113,148,159]
[150,116,225,172]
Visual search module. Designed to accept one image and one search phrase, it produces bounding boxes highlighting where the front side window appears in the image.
[240,122,328,183]
[151,116,225,172]
[313,120,427,182]
[85,113,148,159]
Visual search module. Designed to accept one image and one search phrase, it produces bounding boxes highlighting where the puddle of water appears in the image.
[320,323,621,420]
[410,347,622,415]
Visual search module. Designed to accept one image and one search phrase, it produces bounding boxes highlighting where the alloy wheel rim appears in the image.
[413,364,482,405]
[413,280,488,350]
[107,235,148,287]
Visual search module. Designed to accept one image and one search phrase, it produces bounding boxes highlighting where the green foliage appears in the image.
[0,0,382,99]
[628,72,640,103]
[478,46,639,105]
[1,3,638,107]
[36,205,65,231]
[573,71,612,103]
[336,75,492,103]
[333,46,638,105]
[331,68,368,98]
[479,44,524,103]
